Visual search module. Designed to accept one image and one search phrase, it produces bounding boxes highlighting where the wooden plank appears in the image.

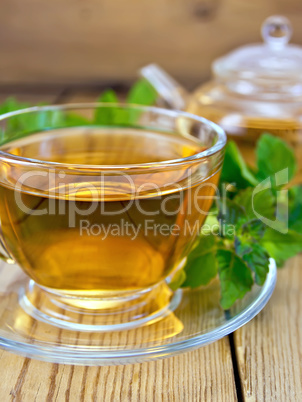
[234,255,302,401]
[0,340,236,401]
[1,1,302,87]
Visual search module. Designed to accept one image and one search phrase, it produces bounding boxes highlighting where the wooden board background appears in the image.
[1,0,302,87]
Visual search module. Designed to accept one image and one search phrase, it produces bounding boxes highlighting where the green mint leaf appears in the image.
[65,113,90,126]
[260,228,302,266]
[235,239,270,286]
[234,187,276,222]
[256,133,296,183]
[220,141,258,189]
[0,97,29,114]
[217,198,246,239]
[29,108,65,131]
[238,219,266,240]
[202,214,219,235]
[289,186,302,234]
[127,79,158,105]
[218,198,246,225]
[169,269,186,291]
[94,90,120,125]
[0,98,67,144]
[217,249,253,309]
[126,79,158,125]
[183,252,217,288]
[182,234,217,288]
[98,89,119,103]
[186,233,216,259]
[0,97,29,142]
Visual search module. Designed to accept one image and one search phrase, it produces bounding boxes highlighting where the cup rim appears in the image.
[0,103,226,172]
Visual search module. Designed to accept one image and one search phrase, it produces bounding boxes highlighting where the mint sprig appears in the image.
[183,134,302,309]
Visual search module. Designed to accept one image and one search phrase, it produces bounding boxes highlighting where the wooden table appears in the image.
[0,88,301,401]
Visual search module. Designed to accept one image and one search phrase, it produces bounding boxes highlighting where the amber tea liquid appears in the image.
[0,128,219,296]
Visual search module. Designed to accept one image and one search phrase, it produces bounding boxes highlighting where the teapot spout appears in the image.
[140,64,188,110]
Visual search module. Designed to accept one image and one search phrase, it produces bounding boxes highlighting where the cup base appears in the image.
[18,280,182,332]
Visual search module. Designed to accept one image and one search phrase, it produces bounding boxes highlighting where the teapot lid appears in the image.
[213,16,302,84]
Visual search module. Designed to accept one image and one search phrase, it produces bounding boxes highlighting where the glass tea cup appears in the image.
[0,104,226,331]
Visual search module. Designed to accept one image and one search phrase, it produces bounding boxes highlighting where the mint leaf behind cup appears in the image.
[256,133,296,183]
[169,269,187,291]
[94,90,120,125]
[127,79,158,106]
[64,113,91,126]
[0,98,67,144]
[98,89,119,103]
[220,141,258,189]
[234,187,276,222]
[218,198,246,227]
[126,79,158,124]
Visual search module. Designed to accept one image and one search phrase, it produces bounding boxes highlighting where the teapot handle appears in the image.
[139,64,188,110]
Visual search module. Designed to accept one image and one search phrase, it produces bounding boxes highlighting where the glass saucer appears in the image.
[0,260,276,366]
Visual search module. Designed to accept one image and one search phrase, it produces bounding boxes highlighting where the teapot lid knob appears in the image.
[261,15,292,49]
[212,15,302,84]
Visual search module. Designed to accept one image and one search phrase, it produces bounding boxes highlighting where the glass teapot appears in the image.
[141,15,302,176]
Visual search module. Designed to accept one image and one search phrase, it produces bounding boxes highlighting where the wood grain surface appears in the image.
[0,90,301,401]
[234,256,302,401]
[0,338,236,401]
[1,1,302,87]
